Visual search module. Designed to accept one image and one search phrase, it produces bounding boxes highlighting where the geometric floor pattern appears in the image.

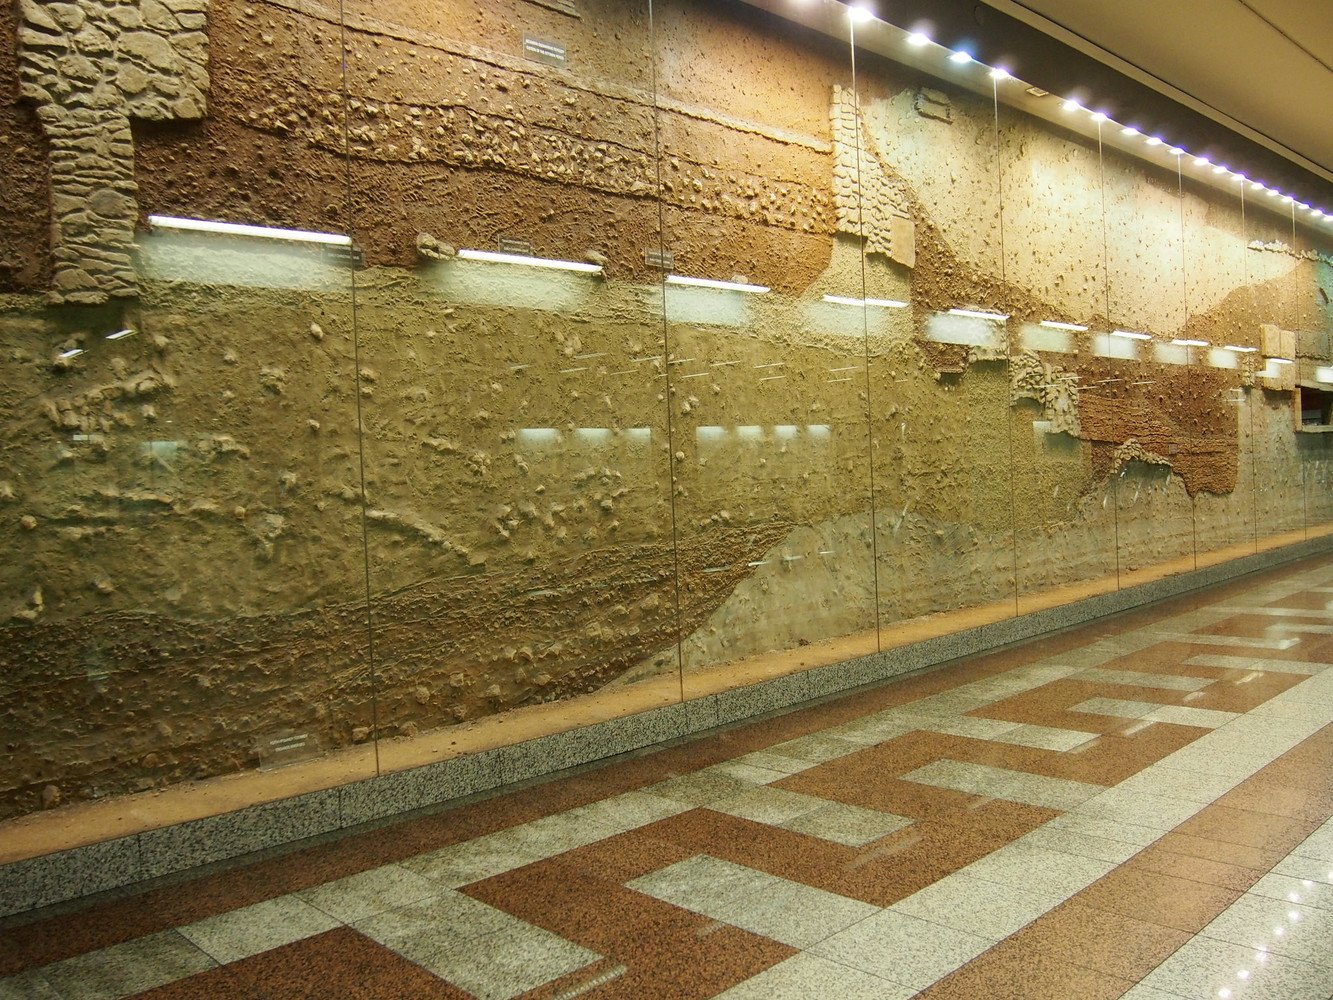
[3,555,1333,999]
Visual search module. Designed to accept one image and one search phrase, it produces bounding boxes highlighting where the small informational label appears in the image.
[644,248,675,270]
[258,729,317,770]
[523,36,568,68]
[322,243,364,267]
[498,237,534,256]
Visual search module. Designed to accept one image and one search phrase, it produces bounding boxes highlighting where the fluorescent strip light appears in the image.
[1223,345,1258,353]
[1171,338,1209,347]
[1267,357,1293,365]
[147,215,352,246]
[667,274,769,293]
[457,248,603,274]
[948,308,1009,322]
[1040,320,1088,331]
[821,295,908,308]
[105,328,135,340]
[949,50,973,64]
[1112,329,1152,340]
[58,347,84,359]
[1315,366,1333,383]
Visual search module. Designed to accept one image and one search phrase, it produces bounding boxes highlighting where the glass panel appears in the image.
[861,31,1015,633]
[0,0,367,820]
[1190,176,1258,561]
[348,0,679,766]
[656,2,878,690]
[1301,224,1333,533]
[1245,194,1305,544]
[1098,147,1196,582]
[1001,107,1118,611]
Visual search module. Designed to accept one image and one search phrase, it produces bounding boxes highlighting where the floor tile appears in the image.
[959,844,1116,898]
[0,970,60,1000]
[40,932,215,1000]
[708,879,879,948]
[713,952,916,1000]
[646,770,767,806]
[707,787,829,826]
[810,909,992,990]
[1075,867,1243,933]
[890,872,1063,941]
[626,855,779,914]
[407,922,600,1000]
[1076,667,1214,691]
[1004,900,1191,980]
[901,759,1104,810]
[1200,893,1333,970]
[177,896,340,965]
[779,802,914,847]
[399,830,547,888]
[297,864,441,923]
[1139,933,1333,1000]
[996,723,1099,751]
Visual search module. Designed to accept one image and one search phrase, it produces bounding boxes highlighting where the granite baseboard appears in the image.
[3,533,1329,920]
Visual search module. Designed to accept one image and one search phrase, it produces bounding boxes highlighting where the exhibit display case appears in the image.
[1,0,1330,839]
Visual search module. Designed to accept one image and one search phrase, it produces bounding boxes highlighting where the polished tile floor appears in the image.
[3,555,1333,999]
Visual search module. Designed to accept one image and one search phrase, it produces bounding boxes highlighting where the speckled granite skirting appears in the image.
[3,534,1330,920]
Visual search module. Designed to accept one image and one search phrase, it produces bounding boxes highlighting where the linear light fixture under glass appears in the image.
[948,308,1010,322]
[457,249,603,274]
[1111,329,1152,341]
[1266,357,1293,365]
[57,348,84,359]
[1040,320,1088,331]
[105,328,135,340]
[147,215,353,246]
[1223,345,1259,353]
[667,274,770,293]
[822,295,908,308]
[1171,338,1209,347]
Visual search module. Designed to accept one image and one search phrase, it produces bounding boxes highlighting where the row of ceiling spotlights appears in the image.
[836,2,1331,224]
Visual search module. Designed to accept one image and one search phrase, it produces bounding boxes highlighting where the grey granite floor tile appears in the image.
[561,791,693,834]
[1040,813,1170,848]
[1202,895,1333,970]
[713,952,916,999]
[1140,933,1333,1000]
[627,855,780,914]
[1272,855,1333,885]
[1013,825,1147,865]
[960,843,1116,897]
[992,723,1099,751]
[297,863,442,922]
[808,909,992,990]
[707,760,792,785]
[1072,788,1207,831]
[709,878,879,948]
[0,970,61,1000]
[1113,765,1245,804]
[902,759,1104,810]
[430,925,600,1000]
[890,871,1063,941]
[646,770,766,806]
[1076,667,1214,691]
[764,733,866,764]
[779,802,914,847]
[730,750,822,775]
[399,829,548,888]
[1185,654,1329,676]
[708,787,829,826]
[178,895,341,964]
[352,890,518,949]
[40,931,216,1000]
[501,810,621,857]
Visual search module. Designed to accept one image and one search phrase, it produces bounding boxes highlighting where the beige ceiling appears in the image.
[986,0,1333,180]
